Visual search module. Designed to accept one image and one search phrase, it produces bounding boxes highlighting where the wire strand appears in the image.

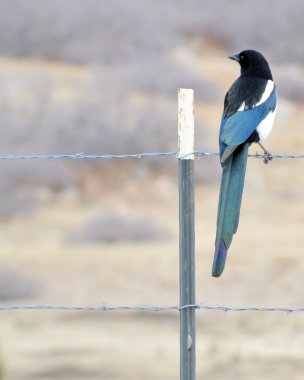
[0,151,304,161]
[0,303,302,314]
[0,152,177,160]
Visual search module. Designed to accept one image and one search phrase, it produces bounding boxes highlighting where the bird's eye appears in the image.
[240,55,244,61]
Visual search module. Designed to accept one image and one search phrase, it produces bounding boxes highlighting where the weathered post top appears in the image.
[178,88,194,160]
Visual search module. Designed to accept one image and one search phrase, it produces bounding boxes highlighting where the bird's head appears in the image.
[228,50,273,80]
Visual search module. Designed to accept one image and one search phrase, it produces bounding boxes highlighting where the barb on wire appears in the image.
[0,303,303,314]
[0,151,303,161]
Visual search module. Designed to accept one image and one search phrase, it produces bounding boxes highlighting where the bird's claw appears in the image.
[263,152,272,164]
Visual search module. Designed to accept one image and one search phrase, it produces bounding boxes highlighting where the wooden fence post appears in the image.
[178,88,196,380]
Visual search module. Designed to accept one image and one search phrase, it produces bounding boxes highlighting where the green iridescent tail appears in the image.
[212,143,249,277]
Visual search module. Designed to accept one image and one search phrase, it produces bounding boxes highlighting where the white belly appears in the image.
[257,108,276,141]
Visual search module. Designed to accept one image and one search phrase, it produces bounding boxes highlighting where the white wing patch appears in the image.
[256,80,276,141]
[257,107,276,141]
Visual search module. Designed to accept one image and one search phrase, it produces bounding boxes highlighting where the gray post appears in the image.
[178,89,196,380]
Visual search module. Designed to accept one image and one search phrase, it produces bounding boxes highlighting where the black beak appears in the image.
[228,53,240,62]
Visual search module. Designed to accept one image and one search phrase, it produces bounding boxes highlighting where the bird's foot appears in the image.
[263,152,272,164]
[258,142,272,164]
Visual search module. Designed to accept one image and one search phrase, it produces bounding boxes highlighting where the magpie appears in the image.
[212,49,277,277]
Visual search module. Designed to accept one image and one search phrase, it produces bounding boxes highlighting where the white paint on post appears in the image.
[178,88,194,160]
[178,88,196,380]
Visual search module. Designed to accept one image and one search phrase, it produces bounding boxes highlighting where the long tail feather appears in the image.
[212,143,249,277]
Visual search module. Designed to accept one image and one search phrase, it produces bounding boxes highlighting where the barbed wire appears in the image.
[0,151,304,161]
[0,152,177,160]
[0,303,303,314]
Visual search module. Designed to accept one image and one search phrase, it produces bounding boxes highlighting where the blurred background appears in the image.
[0,0,304,379]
